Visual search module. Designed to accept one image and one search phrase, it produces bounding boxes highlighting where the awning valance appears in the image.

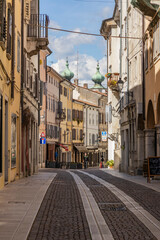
[74,145,88,152]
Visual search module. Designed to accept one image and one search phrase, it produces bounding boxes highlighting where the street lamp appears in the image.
[117,77,124,92]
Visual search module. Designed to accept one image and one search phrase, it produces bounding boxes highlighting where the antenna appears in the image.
[77,50,79,79]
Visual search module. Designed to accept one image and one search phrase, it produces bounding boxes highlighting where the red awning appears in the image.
[59,144,69,151]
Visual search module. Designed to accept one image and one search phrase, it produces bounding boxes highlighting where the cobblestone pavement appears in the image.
[75,171,156,240]
[86,169,160,222]
[27,170,91,240]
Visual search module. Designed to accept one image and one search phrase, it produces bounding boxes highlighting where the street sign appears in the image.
[40,138,46,144]
[41,132,45,138]
[101,131,107,142]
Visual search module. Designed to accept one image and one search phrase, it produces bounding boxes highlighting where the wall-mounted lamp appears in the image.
[117,77,124,91]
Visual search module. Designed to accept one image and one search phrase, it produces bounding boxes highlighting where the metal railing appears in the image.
[28,14,49,38]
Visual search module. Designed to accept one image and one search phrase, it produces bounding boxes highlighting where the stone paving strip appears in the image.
[0,172,56,240]
[77,170,159,240]
[69,171,114,240]
[101,169,160,193]
[27,171,92,240]
[89,170,160,222]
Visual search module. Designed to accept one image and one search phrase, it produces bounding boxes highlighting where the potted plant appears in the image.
[107,160,114,169]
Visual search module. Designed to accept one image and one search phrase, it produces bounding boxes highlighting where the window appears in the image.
[92,114,94,125]
[67,109,71,121]
[17,35,20,72]
[77,129,79,140]
[67,89,69,100]
[7,7,12,55]
[89,133,91,145]
[89,113,91,124]
[96,114,98,125]
[0,0,6,42]
[72,129,76,140]
[92,134,95,145]
[53,99,55,112]
[64,87,67,97]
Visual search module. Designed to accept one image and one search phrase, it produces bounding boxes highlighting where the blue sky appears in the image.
[40,0,114,86]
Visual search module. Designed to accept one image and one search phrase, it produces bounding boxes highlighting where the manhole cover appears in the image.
[8,201,25,204]
[98,202,127,211]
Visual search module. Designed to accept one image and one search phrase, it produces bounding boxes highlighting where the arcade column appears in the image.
[144,129,156,159]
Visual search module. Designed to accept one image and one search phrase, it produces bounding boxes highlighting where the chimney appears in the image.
[83,83,88,88]
[74,78,79,86]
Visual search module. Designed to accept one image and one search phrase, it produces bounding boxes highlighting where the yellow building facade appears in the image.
[0,0,21,188]
[72,99,84,163]
[60,79,74,164]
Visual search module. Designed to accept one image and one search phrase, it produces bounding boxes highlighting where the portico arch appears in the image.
[147,100,155,129]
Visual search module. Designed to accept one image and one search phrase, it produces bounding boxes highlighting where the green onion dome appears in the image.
[91,62,105,89]
[61,59,74,81]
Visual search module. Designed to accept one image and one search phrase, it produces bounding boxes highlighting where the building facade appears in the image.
[46,66,62,167]
[72,99,85,164]
[60,60,75,165]
[132,0,160,171]
[100,14,121,170]
[21,0,49,176]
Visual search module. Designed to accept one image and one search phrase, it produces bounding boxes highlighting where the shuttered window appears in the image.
[0,0,6,42]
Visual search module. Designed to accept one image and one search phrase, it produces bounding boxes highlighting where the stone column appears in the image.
[144,129,156,159]
[137,130,144,172]
[155,125,160,156]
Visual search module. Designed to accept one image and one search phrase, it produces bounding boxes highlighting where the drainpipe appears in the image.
[120,0,122,79]
[11,0,15,99]
[20,0,24,174]
[142,14,145,121]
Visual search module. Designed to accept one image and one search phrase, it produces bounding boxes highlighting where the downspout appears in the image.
[20,0,24,174]
[142,14,145,121]
[120,0,122,79]
[11,0,15,99]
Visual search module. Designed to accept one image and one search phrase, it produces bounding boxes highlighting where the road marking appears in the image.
[79,171,160,240]
[69,171,114,240]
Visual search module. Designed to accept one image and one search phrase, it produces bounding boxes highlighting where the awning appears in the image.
[59,144,68,151]
[74,145,88,152]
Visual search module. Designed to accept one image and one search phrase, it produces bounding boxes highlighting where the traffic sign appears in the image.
[40,138,46,144]
[41,132,45,138]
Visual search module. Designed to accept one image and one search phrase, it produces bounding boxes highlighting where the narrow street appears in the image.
[27,169,160,240]
[1,168,159,240]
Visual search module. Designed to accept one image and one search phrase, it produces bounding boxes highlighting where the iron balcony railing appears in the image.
[28,14,49,38]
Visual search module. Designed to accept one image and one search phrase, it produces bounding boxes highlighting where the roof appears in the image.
[74,99,100,108]
[72,83,107,96]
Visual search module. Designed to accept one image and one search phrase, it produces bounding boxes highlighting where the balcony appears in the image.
[27,14,49,57]
[107,73,119,92]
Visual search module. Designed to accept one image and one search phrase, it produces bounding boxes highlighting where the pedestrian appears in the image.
[101,155,104,168]
[84,153,88,169]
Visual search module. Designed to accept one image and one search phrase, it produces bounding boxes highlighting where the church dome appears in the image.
[92,62,105,88]
[61,59,74,81]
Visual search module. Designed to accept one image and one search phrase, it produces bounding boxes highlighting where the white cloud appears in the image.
[51,54,107,85]
[49,20,61,29]
[49,29,96,59]
[101,6,111,18]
